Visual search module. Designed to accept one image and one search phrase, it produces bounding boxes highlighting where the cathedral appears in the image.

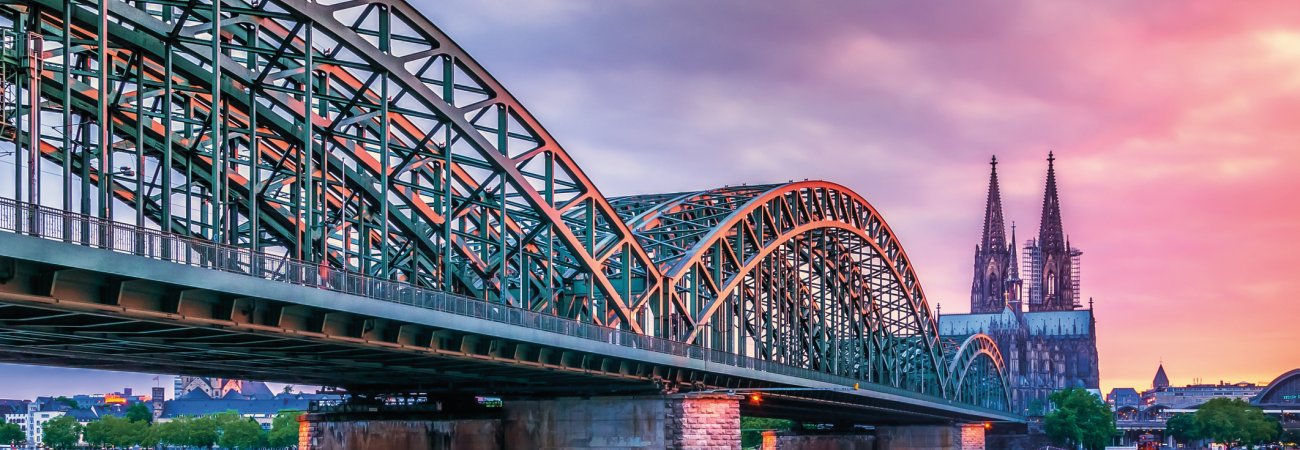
[938,153,1100,416]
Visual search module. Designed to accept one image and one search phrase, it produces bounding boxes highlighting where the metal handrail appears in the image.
[0,197,1001,412]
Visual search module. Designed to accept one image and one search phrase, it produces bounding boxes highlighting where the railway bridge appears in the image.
[0,0,1017,448]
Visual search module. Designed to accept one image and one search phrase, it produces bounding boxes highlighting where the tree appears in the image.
[218,415,268,450]
[154,418,185,447]
[0,421,23,446]
[1043,388,1116,450]
[1193,398,1278,447]
[85,415,151,448]
[157,415,219,449]
[1165,413,1199,444]
[740,417,792,449]
[126,401,154,423]
[40,415,82,450]
[268,410,305,449]
[82,417,112,447]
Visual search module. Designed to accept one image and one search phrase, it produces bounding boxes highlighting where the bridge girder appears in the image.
[613,182,947,397]
[946,333,1012,412]
[0,0,1009,413]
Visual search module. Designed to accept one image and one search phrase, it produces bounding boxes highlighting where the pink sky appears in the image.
[3,1,1298,398]
[424,1,1300,394]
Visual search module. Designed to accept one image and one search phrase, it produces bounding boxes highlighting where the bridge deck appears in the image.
[0,203,1019,424]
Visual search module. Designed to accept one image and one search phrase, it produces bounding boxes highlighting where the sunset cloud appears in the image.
[4,1,1297,398]
[429,0,1300,393]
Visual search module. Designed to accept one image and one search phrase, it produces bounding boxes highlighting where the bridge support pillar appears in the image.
[767,431,875,449]
[297,394,740,450]
[504,394,741,450]
[297,410,502,450]
[875,423,985,450]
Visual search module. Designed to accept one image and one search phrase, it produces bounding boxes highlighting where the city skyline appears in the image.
[1,0,1298,399]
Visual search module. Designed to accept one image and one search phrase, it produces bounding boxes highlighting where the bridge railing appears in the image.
[0,197,983,409]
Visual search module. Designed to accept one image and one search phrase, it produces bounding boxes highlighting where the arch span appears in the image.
[3,0,1006,410]
[947,334,1012,411]
[9,0,663,330]
[615,182,947,396]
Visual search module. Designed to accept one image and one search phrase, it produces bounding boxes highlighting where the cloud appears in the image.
[421,0,1300,393]
[9,0,1300,397]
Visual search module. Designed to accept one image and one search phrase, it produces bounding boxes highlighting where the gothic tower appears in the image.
[970,156,1012,313]
[1007,222,1023,312]
[1030,152,1077,311]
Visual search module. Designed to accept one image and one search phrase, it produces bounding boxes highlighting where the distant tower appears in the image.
[1029,152,1078,311]
[1006,222,1023,312]
[1153,363,1171,389]
[970,156,1013,313]
[151,387,165,421]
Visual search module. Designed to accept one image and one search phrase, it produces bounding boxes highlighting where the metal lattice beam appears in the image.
[0,0,1010,412]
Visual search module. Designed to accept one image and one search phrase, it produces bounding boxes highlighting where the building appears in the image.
[1111,364,1269,426]
[13,400,66,447]
[1107,388,1141,409]
[1140,364,1265,410]
[175,376,275,400]
[1254,368,1300,410]
[938,154,1102,416]
[0,390,149,447]
[161,378,340,429]
[1252,368,1300,431]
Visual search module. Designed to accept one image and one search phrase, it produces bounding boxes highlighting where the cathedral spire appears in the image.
[1039,152,1066,253]
[1008,222,1020,280]
[982,156,1008,252]
[970,155,1011,314]
[1031,151,1076,311]
[1007,221,1023,312]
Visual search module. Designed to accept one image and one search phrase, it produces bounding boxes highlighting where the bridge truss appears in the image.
[0,0,1009,411]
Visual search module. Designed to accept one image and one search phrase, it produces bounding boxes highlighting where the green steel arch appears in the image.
[613,182,947,396]
[947,334,1012,411]
[1,0,665,331]
[0,0,1006,410]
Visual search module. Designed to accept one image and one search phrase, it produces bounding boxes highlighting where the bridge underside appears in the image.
[0,230,1014,425]
[0,0,1014,425]
[0,230,1013,423]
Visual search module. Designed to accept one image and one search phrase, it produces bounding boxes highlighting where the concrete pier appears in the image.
[299,394,741,450]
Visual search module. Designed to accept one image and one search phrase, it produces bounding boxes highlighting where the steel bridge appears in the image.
[0,0,1014,424]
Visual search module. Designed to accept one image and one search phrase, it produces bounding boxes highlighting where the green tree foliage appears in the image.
[1043,388,1116,450]
[156,415,219,448]
[84,415,151,448]
[267,410,305,449]
[740,417,792,448]
[82,417,111,447]
[126,401,154,423]
[1165,413,1199,444]
[1192,398,1278,446]
[0,421,23,445]
[217,413,268,450]
[40,415,82,450]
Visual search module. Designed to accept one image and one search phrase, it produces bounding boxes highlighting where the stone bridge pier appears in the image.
[298,394,741,450]
[298,393,989,450]
[759,423,986,450]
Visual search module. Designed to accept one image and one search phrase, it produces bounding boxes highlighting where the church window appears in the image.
[1047,272,1057,297]
[988,273,999,300]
